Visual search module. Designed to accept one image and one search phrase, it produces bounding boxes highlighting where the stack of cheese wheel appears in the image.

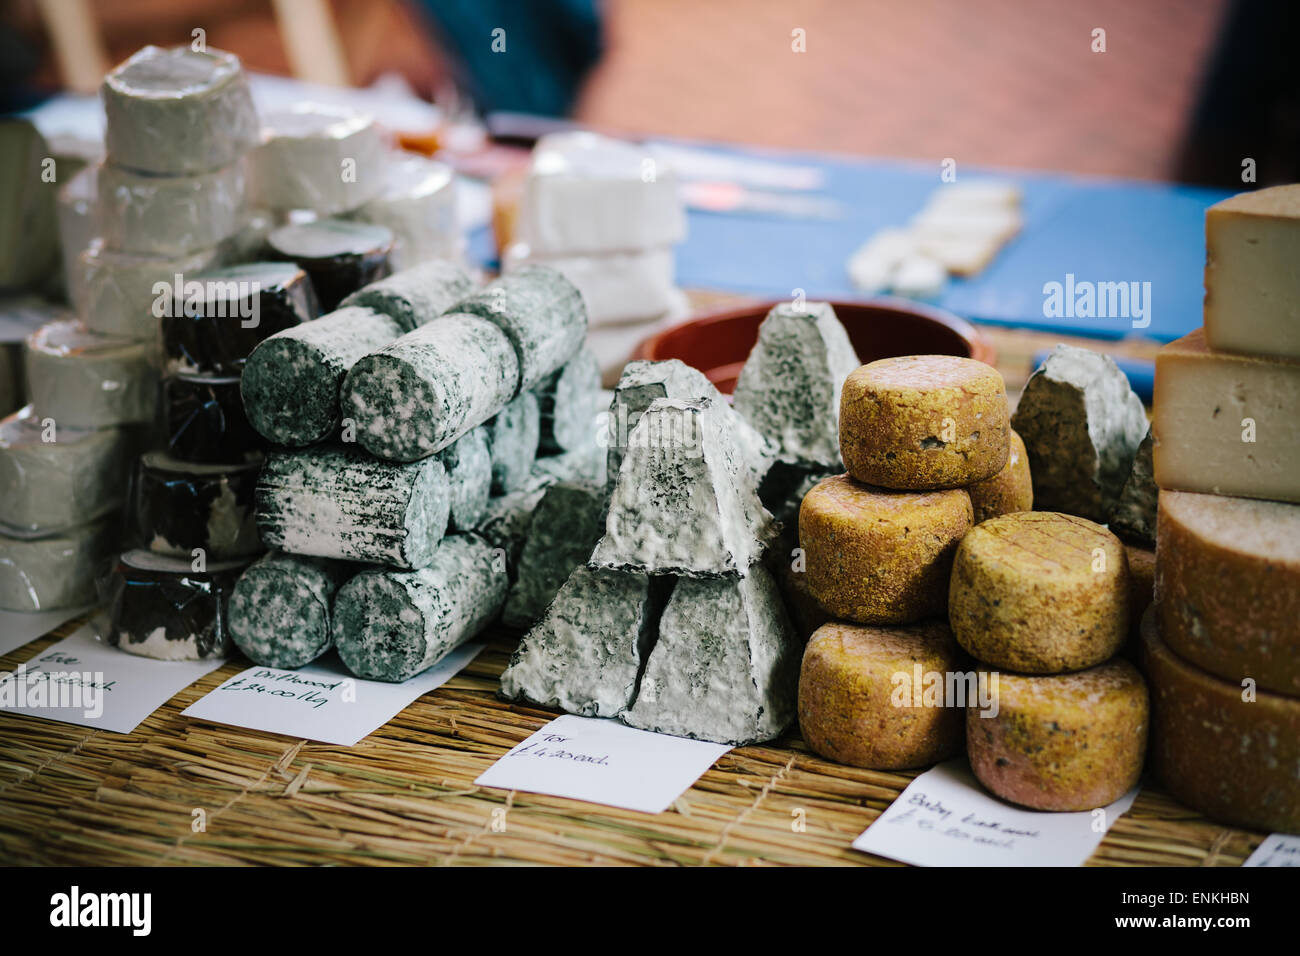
[1144,185,1300,834]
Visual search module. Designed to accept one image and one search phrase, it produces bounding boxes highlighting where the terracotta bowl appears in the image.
[633,297,996,394]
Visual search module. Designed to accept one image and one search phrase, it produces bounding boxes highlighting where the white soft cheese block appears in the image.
[0,405,131,534]
[890,255,948,299]
[24,319,158,428]
[75,239,221,340]
[515,131,686,255]
[920,180,1022,214]
[101,45,259,175]
[348,152,459,270]
[1153,327,1300,504]
[1205,185,1300,360]
[847,228,916,294]
[97,159,245,256]
[249,104,388,215]
[503,242,678,325]
[0,518,116,612]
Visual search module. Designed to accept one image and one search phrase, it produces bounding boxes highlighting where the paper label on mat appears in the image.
[475,714,730,814]
[0,624,224,734]
[1243,833,1300,867]
[0,605,93,658]
[182,643,482,746]
[852,760,1139,867]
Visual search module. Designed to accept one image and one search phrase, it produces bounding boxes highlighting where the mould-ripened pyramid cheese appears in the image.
[1204,184,1300,360]
[500,566,666,717]
[342,314,519,461]
[346,153,459,270]
[76,241,221,340]
[484,389,540,494]
[1011,344,1148,521]
[242,305,404,447]
[1107,426,1156,546]
[340,259,474,332]
[966,427,1033,523]
[1156,490,1300,696]
[0,519,116,612]
[131,451,263,561]
[502,481,607,629]
[97,159,245,256]
[732,301,858,469]
[250,104,388,215]
[101,46,258,175]
[967,659,1148,812]
[333,534,506,682]
[536,348,601,454]
[798,620,967,770]
[163,372,262,464]
[255,445,450,569]
[623,566,798,746]
[267,219,394,312]
[229,551,356,669]
[840,355,1009,490]
[437,426,492,532]
[591,397,777,577]
[1143,610,1300,833]
[1152,328,1300,504]
[949,512,1128,674]
[25,319,158,428]
[799,475,972,625]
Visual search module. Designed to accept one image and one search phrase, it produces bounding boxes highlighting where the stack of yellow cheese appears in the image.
[1146,185,1300,834]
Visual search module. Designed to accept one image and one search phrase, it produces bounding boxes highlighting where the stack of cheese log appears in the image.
[1142,184,1300,834]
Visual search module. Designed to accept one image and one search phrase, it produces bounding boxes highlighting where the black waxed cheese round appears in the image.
[163,372,263,464]
[268,219,394,311]
[130,451,263,560]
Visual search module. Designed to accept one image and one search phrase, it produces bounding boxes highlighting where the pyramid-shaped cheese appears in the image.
[591,397,776,577]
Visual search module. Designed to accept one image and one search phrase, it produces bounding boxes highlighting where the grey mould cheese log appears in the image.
[25,319,158,429]
[486,390,540,494]
[0,518,116,612]
[267,219,394,312]
[448,265,587,391]
[500,567,668,717]
[502,481,607,629]
[228,551,355,669]
[131,452,262,560]
[536,348,601,454]
[242,306,404,446]
[256,445,450,568]
[340,259,474,332]
[333,534,506,682]
[438,426,492,531]
[342,314,519,461]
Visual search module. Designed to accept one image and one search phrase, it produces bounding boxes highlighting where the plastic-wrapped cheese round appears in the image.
[0,518,116,612]
[949,512,1129,674]
[966,427,1032,523]
[347,152,460,269]
[24,319,158,428]
[799,474,972,625]
[250,104,388,215]
[967,659,1147,811]
[799,620,967,770]
[97,159,245,256]
[839,355,1009,490]
[76,240,222,341]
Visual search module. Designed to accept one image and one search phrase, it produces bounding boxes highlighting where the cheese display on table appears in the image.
[798,620,966,770]
[228,551,355,669]
[97,159,245,256]
[101,46,258,175]
[130,452,262,560]
[266,219,394,311]
[76,241,222,340]
[162,372,261,463]
[24,319,157,428]
[967,660,1148,812]
[339,259,473,332]
[250,104,388,216]
[948,512,1129,673]
[347,152,460,270]
[965,428,1033,523]
[0,518,116,612]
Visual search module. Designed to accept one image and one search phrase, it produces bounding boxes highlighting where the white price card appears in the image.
[1243,833,1300,867]
[853,760,1139,867]
[183,643,482,746]
[0,605,94,658]
[475,714,731,814]
[0,623,224,733]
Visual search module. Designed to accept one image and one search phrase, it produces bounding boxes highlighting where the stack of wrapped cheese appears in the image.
[1144,184,1300,834]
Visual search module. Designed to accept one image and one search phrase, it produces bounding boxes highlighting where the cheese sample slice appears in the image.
[1156,489,1300,695]
[1204,185,1300,359]
[250,104,388,215]
[24,319,158,428]
[0,518,116,611]
[76,240,222,340]
[0,405,131,534]
[97,159,245,257]
[101,46,259,175]
[1153,328,1300,503]
[347,152,460,270]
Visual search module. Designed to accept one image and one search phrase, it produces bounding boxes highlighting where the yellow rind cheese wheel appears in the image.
[967,428,1032,523]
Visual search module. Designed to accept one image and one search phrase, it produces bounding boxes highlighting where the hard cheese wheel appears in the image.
[840,355,1009,490]
[949,512,1128,673]
[966,427,1032,523]
[799,474,972,625]
[25,319,158,429]
[0,519,116,611]
[798,620,967,770]
[267,219,394,312]
[1143,609,1300,833]
[228,551,355,669]
[967,659,1148,811]
[130,451,263,560]
[1156,489,1300,695]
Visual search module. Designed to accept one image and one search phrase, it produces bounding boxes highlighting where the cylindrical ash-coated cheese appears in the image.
[101,45,259,175]
[438,426,492,532]
[228,551,355,669]
[241,305,404,447]
[1156,490,1300,696]
[536,347,601,454]
[966,428,1032,523]
[949,512,1129,674]
[967,659,1147,812]
[333,534,506,681]
[798,620,968,770]
[448,265,587,392]
[799,475,972,624]
[1143,609,1300,833]
[840,355,1010,490]
[0,519,117,612]
[267,219,394,311]
[255,445,450,569]
[163,372,262,464]
[340,259,474,332]
[160,261,319,375]
[342,313,519,461]
[250,104,388,215]
[346,152,459,270]
[485,389,540,494]
[25,319,158,429]
[0,406,131,534]
[107,549,250,660]
[130,451,263,560]
[97,159,245,257]
[76,241,222,341]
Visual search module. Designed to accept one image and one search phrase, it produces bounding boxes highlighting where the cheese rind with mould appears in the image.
[228,551,356,669]
[484,390,540,494]
[437,426,492,532]
[535,348,601,454]
[966,428,1033,523]
[1107,426,1156,547]
[340,259,474,332]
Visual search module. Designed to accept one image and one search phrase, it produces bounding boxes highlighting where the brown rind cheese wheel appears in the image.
[967,428,1032,523]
